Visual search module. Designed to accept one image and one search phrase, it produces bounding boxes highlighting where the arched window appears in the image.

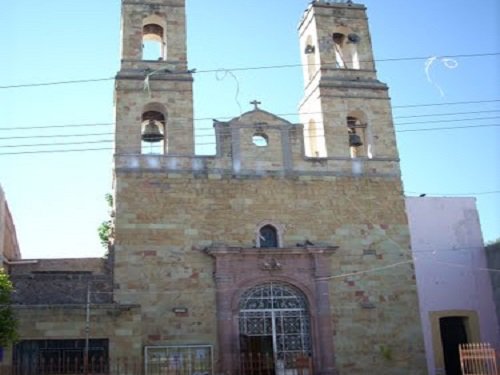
[142,18,166,60]
[305,35,316,81]
[141,110,166,154]
[333,31,360,70]
[259,225,278,248]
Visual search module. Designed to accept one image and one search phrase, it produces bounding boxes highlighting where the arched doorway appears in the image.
[239,282,312,374]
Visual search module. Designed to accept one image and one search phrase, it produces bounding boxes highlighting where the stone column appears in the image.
[213,256,235,375]
[312,251,338,375]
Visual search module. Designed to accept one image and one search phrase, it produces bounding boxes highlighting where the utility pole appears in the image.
[84,282,90,375]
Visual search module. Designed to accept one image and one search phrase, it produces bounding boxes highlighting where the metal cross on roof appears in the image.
[250,100,262,110]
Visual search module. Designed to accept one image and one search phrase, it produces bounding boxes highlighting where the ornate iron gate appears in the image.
[239,283,311,373]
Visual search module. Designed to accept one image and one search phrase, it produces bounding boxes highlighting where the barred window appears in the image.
[259,225,278,248]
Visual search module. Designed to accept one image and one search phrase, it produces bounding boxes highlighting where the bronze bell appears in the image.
[141,120,164,143]
[349,133,363,147]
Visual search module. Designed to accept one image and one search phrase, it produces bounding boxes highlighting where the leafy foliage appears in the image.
[98,220,112,249]
[97,193,114,249]
[0,269,18,346]
[104,193,113,208]
[485,238,500,251]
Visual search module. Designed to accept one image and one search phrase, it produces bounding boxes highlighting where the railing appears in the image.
[459,343,498,375]
[2,357,141,375]
[1,353,313,375]
[239,353,312,375]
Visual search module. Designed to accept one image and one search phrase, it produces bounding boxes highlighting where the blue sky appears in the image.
[1,0,499,259]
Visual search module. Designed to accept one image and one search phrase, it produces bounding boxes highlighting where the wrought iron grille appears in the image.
[239,283,311,370]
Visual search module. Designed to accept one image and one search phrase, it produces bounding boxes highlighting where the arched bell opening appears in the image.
[304,35,317,81]
[141,111,166,155]
[142,19,166,60]
[332,29,360,70]
[347,114,368,158]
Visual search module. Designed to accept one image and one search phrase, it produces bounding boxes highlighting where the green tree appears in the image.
[98,193,114,249]
[0,269,18,346]
[485,238,500,251]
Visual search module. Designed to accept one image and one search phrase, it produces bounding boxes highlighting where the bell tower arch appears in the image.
[298,1,398,162]
[114,0,194,156]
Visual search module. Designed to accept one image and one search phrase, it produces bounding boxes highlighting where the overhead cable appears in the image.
[1,52,498,89]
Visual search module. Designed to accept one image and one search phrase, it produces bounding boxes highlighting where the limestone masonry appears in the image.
[11,1,427,374]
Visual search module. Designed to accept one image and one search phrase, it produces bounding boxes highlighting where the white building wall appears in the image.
[406,197,499,375]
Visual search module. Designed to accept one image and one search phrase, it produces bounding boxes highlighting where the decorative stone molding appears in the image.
[205,245,338,375]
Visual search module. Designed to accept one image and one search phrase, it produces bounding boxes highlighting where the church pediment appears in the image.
[216,108,294,129]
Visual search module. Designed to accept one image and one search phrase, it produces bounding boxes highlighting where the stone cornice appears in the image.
[205,246,338,257]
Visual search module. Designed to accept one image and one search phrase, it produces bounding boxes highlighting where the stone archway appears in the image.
[206,246,338,375]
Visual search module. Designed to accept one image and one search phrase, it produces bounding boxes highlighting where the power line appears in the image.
[2,100,499,131]
[392,99,500,109]
[195,52,500,74]
[0,140,113,149]
[2,112,500,139]
[0,132,113,141]
[0,122,114,131]
[0,122,498,154]
[0,148,112,156]
[395,109,500,119]
[1,52,498,90]
[0,123,497,150]
[0,77,114,89]
[397,123,500,133]
[397,116,500,126]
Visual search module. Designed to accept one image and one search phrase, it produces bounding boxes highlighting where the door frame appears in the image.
[429,310,481,372]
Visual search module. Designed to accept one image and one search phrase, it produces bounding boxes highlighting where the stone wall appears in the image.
[113,171,426,374]
[10,257,142,368]
[10,258,113,305]
[9,304,142,366]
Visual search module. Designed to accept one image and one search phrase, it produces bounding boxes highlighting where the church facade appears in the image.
[9,1,427,374]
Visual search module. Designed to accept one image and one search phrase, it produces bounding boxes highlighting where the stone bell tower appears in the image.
[111,0,198,362]
[114,0,194,156]
[298,1,398,162]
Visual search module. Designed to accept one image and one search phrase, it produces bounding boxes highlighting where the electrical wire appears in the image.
[14,254,493,297]
[396,116,500,126]
[394,109,500,120]
[0,132,113,141]
[0,52,498,89]
[0,140,113,149]
[0,122,498,154]
[0,77,114,89]
[1,115,499,140]
[2,104,500,131]
[397,123,500,133]
[0,148,112,156]
[392,99,500,109]
[0,122,114,131]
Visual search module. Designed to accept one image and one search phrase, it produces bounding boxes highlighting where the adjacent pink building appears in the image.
[406,197,499,375]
